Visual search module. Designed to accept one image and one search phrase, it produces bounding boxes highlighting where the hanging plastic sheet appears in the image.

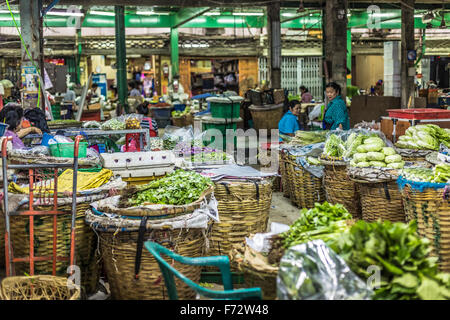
[277,240,373,300]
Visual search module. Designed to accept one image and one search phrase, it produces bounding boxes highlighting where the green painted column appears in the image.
[347,29,352,86]
[115,5,128,112]
[170,27,179,78]
[76,29,82,85]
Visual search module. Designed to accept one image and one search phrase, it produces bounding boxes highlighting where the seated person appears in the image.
[1,106,42,149]
[278,100,302,138]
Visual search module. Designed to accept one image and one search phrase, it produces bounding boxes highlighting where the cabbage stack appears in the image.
[396,124,450,151]
[350,136,405,169]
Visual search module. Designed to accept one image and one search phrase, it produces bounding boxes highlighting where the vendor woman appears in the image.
[278,100,302,137]
[1,106,42,149]
[323,82,350,130]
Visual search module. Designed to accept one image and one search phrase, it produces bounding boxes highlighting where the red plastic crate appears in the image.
[387,108,450,120]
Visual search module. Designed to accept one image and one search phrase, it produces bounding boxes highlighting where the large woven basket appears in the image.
[86,208,208,300]
[209,179,273,258]
[400,181,450,272]
[258,147,280,192]
[356,181,405,222]
[0,275,80,300]
[286,155,325,209]
[9,202,100,295]
[279,150,291,197]
[323,162,361,219]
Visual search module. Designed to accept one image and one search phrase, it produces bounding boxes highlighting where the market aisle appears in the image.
[267,192,301,228]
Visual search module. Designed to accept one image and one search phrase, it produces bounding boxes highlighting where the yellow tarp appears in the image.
[9,168,113,194]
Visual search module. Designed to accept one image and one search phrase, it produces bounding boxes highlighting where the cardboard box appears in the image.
[85,103,101,111]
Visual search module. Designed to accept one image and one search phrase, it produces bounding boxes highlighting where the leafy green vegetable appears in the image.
[385,154,402,164]
[396,124,449,151]
[329,220,450,300]
[383,147,396,156]
[369,161,386,168]
[292,130,329,146]
[353,153,368,163]
[387,161,405,169]
[324,134,345,157]
[128,169,213,206]
[367,152,385,161]
[356,161,370,168]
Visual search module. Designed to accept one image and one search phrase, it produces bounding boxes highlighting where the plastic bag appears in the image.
[308,104,324,121]
[245,222,290,253]
[83,121,102,129]
[277,240,373,300]
[48,135,73,145]
[162,125,194,150]
[287,143,325,178]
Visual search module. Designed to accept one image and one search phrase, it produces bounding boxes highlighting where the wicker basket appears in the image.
[86,209,209,300]
[400,181,450,272]
[356,181,405,222]
[258,147,280,192]
[9,202,100,295]
[279,150,291,198]
[209,179,273,258]
[0,275,80,300]
[172,114,193,128]
[286,155,325,209]
[323,162,361,219]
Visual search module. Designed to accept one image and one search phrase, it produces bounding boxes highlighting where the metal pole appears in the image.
[401,0,416,108]
[115,5,128,113]
[267,1,281,89]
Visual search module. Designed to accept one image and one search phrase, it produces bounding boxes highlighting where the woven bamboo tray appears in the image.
[279,150,291,198]
[323,162,361,220]
[400,183,450,272]
[209,179,273,258]
[9,202,100,295]
[286,155,325,209]
[0,275,80,300]
[97,226,207,300]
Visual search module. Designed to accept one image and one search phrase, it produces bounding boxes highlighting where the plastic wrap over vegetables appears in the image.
[288,143,325,178]
[277,240,373,300]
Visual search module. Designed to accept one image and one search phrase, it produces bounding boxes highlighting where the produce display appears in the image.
[291,130,328,146]
[163,135,179,150]
[101,118,126,131]
[349,136,405,169]
[124,169,213,206]
[396,124,450,151]
[191,151,229,163]
[329,220,450,300]
[401,164,450,183]
[125,117,141,129]
[171,106,191,118]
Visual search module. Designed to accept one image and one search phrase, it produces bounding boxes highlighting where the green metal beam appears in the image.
[115,6,128,113]
[170,27,179,78]
[347,29,352,87]
[172,7,211,28]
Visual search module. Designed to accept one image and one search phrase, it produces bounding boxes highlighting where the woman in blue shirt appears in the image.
[279,100,301,137]
[323,82,350,130]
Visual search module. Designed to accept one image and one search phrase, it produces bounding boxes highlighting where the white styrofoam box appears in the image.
[100,151,176,170]
[112,167,174,178]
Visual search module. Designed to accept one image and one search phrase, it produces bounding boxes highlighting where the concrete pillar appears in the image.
[19,0,44,110]
[401,0,416,108]
[267,1,281,89]
[115,6,128,112]
[170,28,179,78]
[324,0,348,97]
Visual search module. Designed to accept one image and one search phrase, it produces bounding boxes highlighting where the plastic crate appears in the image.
[173,104,186,112]
[51,104,61,120]
[0,123,8,136]
[387,108,450,120]
[49,141,88,158]
[151,106,172,119]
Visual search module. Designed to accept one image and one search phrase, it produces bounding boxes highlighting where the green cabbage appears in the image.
[353,153,368,163]
[350,160,357,167]
[356,161,370,168]
[343,134,365,158]
[367,152,385,161]
[385,154,402,164]
[345,132,358,149]
[363,141,384,152]
[369,161,387,168]
[382,147,396,156]
[387,161,405,169]
[356,145,367,153]
[364,137,384,146]
[324,134,345,157]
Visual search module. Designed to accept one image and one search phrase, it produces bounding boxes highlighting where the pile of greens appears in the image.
[191,151,228,163]
[323,134,346,157]
[163,135,179,150]
[323,132,376,159]
[396,124,450,151]
[101,118,126,131]
[401,164,450,183]
[329,220,450,300]
[171,106,191,118]
[282,202,352,248]
[128,169,213,206]
[291,130,329,146]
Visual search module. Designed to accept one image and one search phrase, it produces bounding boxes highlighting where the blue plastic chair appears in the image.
[144,241,262,300]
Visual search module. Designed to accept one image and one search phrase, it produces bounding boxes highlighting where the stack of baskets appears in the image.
[399,178,450,272]
[258,143,280,192]
[209,179,273,258]
[285,154,325,209]
[0,276,80,300]
[85,187,214,300]
[279,149,291,198]
[347,166,405,222]
[322,158,361,219]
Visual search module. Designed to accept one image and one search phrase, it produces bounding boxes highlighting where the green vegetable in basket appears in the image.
[328,220,450,300]
[432,163,450,183]
[387,161,405,169]
[364,137,384,146]
[345,132,358,149]
[353,153,367,163]
[369,161,386,168]
[385,154,402,164]
[356,145,367,153]
[382,147,396,156]
[355,161,370,168]
[350,160,357,167]
[366,152,385,161]
[401,168,434,182]
[324,134,345,157]
[343,134,365,158]
[363,142,384,152]
[307,156,321,166]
